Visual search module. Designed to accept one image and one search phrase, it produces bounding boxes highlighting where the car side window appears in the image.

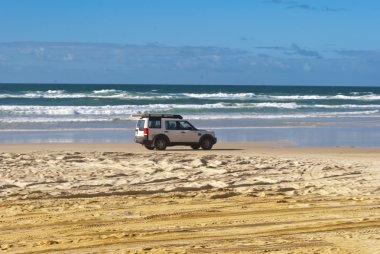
[165,120,177,130]
[178,121,193,130]
[148,119,161,128]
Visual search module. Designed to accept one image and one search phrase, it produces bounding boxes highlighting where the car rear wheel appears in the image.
[144,145,155,150]
[200,137,213,150]
[155,137,167,150]
[191,145,200,150]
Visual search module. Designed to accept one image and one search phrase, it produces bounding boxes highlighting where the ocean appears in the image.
[1,84,380,146]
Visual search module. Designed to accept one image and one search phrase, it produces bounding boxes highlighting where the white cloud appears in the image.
[266,59,290,70]
[63,53,75,61]
[303,63,311,72]
[18,47,45,56]
[0,42,379,85]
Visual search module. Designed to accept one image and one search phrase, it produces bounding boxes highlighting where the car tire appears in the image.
[155,137,167,150]
[200,137,213,150]
[144,145,155,150]
[191,145,200,150]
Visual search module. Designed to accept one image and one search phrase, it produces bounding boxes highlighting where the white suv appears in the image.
[133,114,217,150]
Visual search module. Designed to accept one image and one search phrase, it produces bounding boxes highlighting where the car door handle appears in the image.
[181,131,186,133]
[164,131,169,133]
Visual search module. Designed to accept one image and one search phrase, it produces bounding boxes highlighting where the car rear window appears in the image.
[137,120,145,131]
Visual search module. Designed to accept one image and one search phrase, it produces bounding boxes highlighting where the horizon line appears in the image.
[0,82,379,88]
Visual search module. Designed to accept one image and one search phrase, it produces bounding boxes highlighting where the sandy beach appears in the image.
[1,142,380,253]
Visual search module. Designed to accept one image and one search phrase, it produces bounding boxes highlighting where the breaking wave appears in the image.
[1,110,379,123]
[0,103,379,123]
[2,102,380,116]
[1,86,380,124]
[1,90,380,101]
[0,90,174,100]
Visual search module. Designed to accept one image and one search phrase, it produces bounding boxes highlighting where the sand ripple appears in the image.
[0,152,379,200]
[0,150,379,253]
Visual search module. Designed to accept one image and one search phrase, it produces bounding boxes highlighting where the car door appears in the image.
[164,120,182,143]
[147,118,162,140]
[177,121,199,143]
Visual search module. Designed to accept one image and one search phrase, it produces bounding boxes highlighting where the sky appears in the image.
[0,0,379,86]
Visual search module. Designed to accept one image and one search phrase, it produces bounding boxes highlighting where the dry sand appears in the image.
[0,142,379,253]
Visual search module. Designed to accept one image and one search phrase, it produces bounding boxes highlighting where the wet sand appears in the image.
[0,143,379,253]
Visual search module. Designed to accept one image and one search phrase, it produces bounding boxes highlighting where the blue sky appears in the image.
[0,0,379,85]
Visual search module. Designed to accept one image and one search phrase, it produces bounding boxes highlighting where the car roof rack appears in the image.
[131,114,183,119]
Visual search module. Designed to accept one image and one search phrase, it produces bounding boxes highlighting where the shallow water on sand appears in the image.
[0,118,379,147]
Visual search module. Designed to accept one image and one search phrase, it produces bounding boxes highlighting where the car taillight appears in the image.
[144,128,149,137]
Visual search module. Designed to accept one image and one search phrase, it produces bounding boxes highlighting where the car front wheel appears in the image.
[200,137,213,150]
[155,137,167,150]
